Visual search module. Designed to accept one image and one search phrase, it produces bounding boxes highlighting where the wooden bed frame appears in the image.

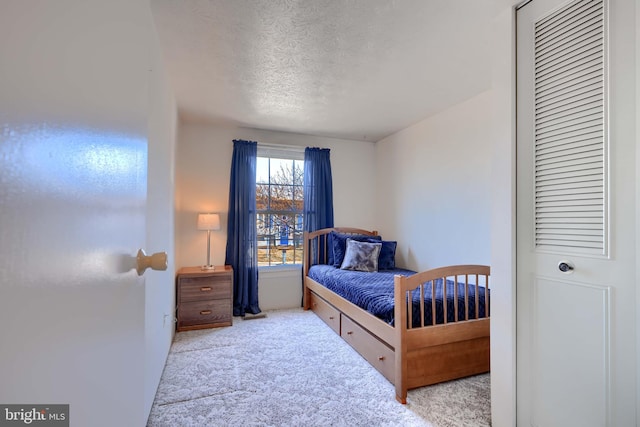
[302,227,490,403]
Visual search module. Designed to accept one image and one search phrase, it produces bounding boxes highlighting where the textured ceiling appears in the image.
[150,0,492,142]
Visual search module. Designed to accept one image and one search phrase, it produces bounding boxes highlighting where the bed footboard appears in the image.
[393,265,490,403]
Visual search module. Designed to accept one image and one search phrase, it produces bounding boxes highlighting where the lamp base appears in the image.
[201,265,216,271]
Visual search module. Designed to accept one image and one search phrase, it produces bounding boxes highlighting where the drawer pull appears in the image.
[346,331,353,335]
[200,287,212,291]
[200,310,212,315]
[312,303,317,307]
[378,356,385,361]
[329,316,335,320]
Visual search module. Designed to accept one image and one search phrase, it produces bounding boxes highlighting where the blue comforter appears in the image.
[308,265,488,327]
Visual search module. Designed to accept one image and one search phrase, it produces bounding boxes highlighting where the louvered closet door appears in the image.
[516,0,636,426]
[534,0,607,254]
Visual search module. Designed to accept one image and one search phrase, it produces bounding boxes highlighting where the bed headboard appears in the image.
[303,227,378,277]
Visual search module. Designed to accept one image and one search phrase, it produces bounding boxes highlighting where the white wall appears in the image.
[175,123,377,310]
[375,91,493,272]
[175,123,235,269]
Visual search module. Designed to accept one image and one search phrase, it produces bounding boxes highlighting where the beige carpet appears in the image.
[148,308,490,426]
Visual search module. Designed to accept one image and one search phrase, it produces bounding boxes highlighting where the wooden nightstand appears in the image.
[176,266,233,331]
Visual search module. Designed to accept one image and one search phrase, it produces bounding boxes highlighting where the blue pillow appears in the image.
[340,239,382,272]
[368,239,397,270]
[327,233,335,266]
[330,231,382,268]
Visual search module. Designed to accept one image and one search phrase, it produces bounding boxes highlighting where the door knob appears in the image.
[136,249,168,276]
[558,261,574,273]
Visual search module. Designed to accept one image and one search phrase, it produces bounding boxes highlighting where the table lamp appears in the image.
[197,213,221,270]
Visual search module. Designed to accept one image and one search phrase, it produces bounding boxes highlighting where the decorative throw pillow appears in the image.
[340,239,382,272]
[330,231,382,268]
[367,239,397,270]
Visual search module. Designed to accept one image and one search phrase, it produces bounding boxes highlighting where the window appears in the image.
[256,147,304,267]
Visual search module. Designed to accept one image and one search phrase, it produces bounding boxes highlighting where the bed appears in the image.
[302,227,490,403]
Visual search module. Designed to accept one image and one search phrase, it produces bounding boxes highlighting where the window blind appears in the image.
[257,143,305,160]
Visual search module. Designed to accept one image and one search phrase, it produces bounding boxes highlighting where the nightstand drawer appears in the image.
[179,276,231,302]
[178,300,232,328]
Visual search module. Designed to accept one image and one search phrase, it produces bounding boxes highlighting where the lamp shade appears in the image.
[197,213,221,231]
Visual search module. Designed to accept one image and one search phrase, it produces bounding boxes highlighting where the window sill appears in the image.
[258,264,302,277]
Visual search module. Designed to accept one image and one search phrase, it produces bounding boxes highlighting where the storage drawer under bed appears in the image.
[309,291,340,334]
[340,314,395,383]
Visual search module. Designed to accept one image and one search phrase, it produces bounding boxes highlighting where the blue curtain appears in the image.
[225,139,261,316]
[303,147,334,264]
